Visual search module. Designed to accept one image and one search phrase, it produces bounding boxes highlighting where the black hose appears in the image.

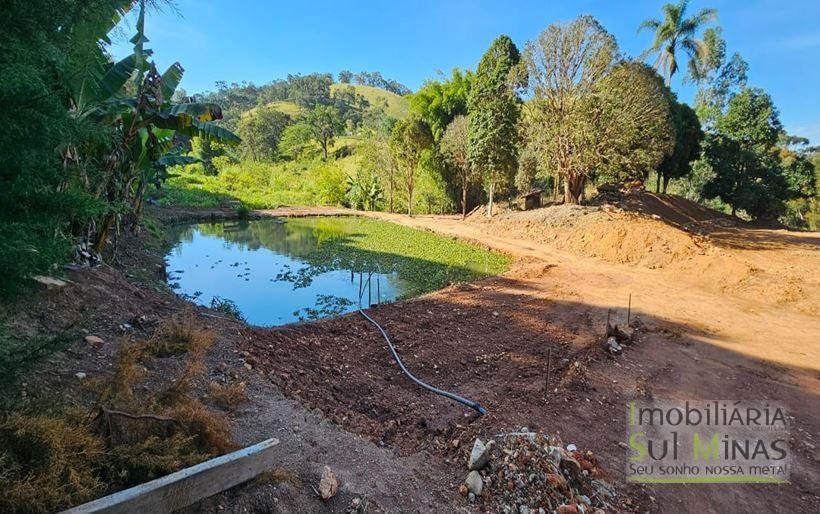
[357,272,487,416]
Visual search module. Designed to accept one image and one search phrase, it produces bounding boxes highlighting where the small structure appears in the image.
[520,188,544,210]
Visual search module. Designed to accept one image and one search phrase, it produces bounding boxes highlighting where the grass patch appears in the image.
[0,318,235,512]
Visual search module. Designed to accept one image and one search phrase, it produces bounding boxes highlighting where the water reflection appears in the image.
[165,218,408,326]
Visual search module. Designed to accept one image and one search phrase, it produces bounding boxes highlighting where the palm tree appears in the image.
[638,1,717,86]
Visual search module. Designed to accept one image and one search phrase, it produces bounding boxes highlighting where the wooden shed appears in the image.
[520,188,544,210]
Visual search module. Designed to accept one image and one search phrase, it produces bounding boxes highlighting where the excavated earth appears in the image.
[7,192,820,513]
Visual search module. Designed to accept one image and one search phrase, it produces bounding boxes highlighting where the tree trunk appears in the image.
[487,182,495,218]
[656,172,661,193]
[461,182,467,220]
[564,175,584,204]
[93,212,115,253]
[131,180,147,234]
[662,176,671,194]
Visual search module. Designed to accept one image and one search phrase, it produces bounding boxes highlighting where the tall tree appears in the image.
[305,105,342,160]
[388,116,433,215]
[440,115,477,219]
[468,35,524,217]
[638,0,718,85]
[657,100,704,193]
[523,16,617,203]
[702,88,789,219]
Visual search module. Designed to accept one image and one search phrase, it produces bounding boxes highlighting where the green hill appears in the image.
[330,83,409,119]
[244,84,409,121]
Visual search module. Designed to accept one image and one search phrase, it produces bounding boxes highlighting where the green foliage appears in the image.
[657,100,704,192]
[409,68,473,141]
[593,61,676,184]
[702,88,790,219]
[237,105,291,161]
[209,296,245,321]
[523,16,617,203]
[638,0,718,85]
[279,123,318,160]
[313,163,347,205]
[389,116,435,214]
[346,171,384,211]
[305,105,344,159]
[440,115,478,217]
[468,35,524,214]
[285,218,510,297]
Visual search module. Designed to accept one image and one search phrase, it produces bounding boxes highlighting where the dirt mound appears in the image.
[487,203,710,269]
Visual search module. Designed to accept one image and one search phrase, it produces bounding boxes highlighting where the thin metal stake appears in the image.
[545,348,552,394]
[627,293,632,325]
[377,277,381,305]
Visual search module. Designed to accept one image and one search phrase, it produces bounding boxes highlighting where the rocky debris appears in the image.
[469,438,492,470]
[458,431,619,513]
[464,470,484,495]
[606,337,622,354]
[84,335,104,349]
[74,372,87,380]
[318,465,339,500]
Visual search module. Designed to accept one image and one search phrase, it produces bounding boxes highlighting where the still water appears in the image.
[165,218,408,326]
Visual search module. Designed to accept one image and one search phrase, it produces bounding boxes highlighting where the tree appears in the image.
[236,106,291,161]
[305,105,342,160]
[468,35,524,217]
[409,68,473,141]
[389,116,433,215]
[702,88,790,219]
[338,70,353,83]
[440,116,477,219]
[657,100,703,193]
[278,123,315,160]
[593,62,676,185]
[522,16,617,203]
[638,0,718,85]
[358,127,397,212]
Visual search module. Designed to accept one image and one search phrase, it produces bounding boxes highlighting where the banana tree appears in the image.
[86,0,239,252]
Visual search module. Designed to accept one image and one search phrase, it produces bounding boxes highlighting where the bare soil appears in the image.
[7,192,820,513]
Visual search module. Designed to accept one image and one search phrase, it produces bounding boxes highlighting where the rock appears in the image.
[74,372,87,380]
[318,465,338,500]
[468,492,476,503]
[469,438,492,470]
[458,484,469,496]
[620,325,635,342]
[606,336,622,354]
[465,470,483,496]
[560,454,583,479]
[546,446,563,468]
[566,443,577,451]
[243,362,253,371]
[519,506,530,514]
[217,362,229,372]
[84,335,104,349]
[556,505,579,514]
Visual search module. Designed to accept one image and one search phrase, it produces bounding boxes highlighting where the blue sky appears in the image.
[111,0,820,143]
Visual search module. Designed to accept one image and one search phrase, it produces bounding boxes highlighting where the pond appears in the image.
[165,217,509,326]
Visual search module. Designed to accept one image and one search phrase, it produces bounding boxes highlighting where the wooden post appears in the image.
[62,438,280,514]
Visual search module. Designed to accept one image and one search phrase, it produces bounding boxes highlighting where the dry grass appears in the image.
[208,380,248,411]
[1,318,235,512]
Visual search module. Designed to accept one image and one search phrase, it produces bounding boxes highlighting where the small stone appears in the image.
[546,446,562,468]
[465,470,483,496]
[218,362,229,372]
[84,335,104,349]
[318,465,338,500]
[243,362,253,371]
[606,336,622,354]
[458,484,468,496]
[519,506,530,514]
[469,438,492,470]
[468,492,476,503]
[566,443,577,451]
[74,372,87,380]
[33,275,67,288]
[560,454,583,479]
